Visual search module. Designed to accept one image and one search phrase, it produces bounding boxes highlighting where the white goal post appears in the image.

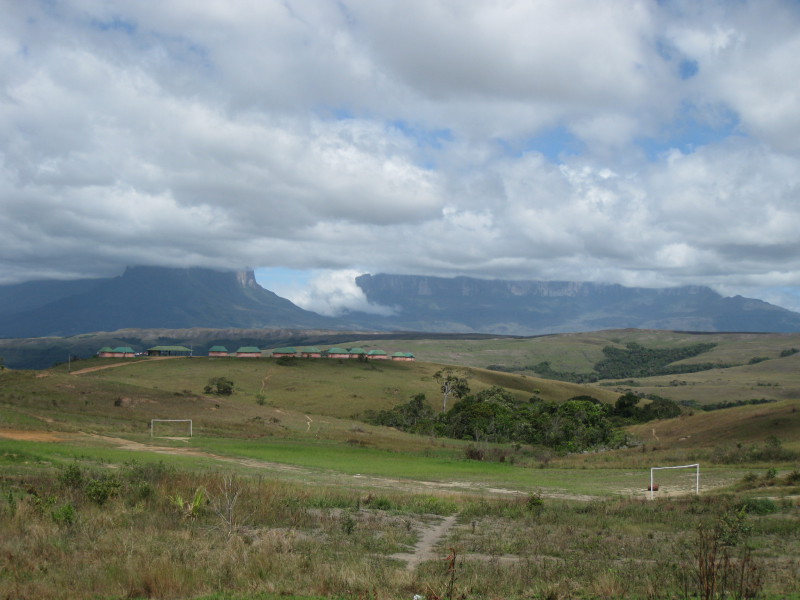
[649,463,699,499]
[150,419,193,438]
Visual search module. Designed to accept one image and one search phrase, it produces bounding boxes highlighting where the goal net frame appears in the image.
[650,463,699,499]
[150,419,193,438]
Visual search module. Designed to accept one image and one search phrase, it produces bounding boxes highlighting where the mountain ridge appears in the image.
[350,273,800,334]
[0,266,339,337]
[1,267,800,339]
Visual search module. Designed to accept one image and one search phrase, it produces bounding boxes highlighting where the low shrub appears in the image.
[51,502,76,525]
[738,498,777,515]
[84,477,121,505]
[464,445,484,461]
[58,463,85,489]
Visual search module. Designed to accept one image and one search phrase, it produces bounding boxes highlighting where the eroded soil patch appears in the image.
[0,429,67,442]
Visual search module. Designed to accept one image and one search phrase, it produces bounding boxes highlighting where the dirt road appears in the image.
[69,356,181,375]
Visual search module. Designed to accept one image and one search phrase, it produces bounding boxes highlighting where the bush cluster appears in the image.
[594,342,720,379]
[204,376,234,395]
[495,341,726,383]
[366,387,640,452]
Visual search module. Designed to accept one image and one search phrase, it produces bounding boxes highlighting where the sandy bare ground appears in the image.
[84,433,310,474]
[391,515,458,570]
[0,429,69,442]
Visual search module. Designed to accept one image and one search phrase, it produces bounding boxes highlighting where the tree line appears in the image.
[489,341,724,382]
[362,370,680,453]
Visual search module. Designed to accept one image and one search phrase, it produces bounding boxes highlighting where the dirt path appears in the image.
[69,356,181,375]
[0,429,70,442]
[84,433,310,475]
[389,515,528,570]
[390,515,458,570]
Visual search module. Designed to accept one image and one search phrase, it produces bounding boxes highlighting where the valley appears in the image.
[0,330,798,599]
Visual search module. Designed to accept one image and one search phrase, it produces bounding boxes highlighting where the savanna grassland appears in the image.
[1,330,799,599]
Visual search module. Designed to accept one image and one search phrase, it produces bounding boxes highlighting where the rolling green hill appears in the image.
[1,337,798,600]
[2,348,797,458]
[50,355,621,420]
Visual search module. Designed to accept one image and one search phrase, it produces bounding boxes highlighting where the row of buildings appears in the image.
[97,345,415,361]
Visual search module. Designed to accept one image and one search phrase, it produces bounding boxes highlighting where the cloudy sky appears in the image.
[3,1,800,315]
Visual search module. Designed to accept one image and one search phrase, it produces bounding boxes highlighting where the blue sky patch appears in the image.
[637,102,740,159]
[255,267,314,295]
[679,59,699,79]
[500,126,585,161]
[90,16,136,35]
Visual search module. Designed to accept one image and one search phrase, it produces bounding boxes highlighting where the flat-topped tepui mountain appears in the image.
[349,274,800,335]
[0,266,340,337]
[1,267,800,339]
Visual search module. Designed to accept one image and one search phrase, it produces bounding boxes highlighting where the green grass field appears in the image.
[1,331,799,599]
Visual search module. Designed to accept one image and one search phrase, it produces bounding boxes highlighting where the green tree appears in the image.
[441,386,515,441]
[639,395,681,421]
[433,368,470,413]
[365,393,436,434]
[204,376,234,396]
[614,392,640,419]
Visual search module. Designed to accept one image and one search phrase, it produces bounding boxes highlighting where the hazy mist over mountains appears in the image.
[1,267,800,339]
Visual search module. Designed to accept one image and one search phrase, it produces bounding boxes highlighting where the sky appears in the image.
[3,1,800,316]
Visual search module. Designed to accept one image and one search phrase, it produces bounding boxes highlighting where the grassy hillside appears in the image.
[347,329,800,373]
[343,330,800,405]
[596,353,800,406]
[63,355,619,419]
[2,354,796,468]
[626,399,800,449]
[1,350,799,599]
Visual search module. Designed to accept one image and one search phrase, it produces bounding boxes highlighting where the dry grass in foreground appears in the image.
[1,462,798,599]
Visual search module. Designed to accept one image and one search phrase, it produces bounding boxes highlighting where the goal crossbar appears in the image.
[150,419,193,437]
[650,463,699,499]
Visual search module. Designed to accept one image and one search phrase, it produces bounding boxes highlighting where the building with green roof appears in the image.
[271,347,297,357]
[208,346,229,357]
[325,347,350,358]
[300,347,322,358]
[235,346,262,358]
[147,345,192,357]
[391,352,415,361]
[111,346,136,358]
[367,349,389,359]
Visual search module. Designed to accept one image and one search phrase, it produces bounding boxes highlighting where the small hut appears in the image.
[271,347,297,358]
[97,346,114,358]
[348,347,367,359]
[300,347,322,358]
[111,346,136,358]
[208,345,229,357]
[325,347,350,359]
[235,346,262,358]
[391,352,415,362]
[367,349,389,360]
[147,345,192,357]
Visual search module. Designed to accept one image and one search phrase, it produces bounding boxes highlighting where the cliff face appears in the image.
[0,266,339,337]
[352,274,800,334]
[356,274,718,300]
[236,270,258,289]
[1,268,799,339]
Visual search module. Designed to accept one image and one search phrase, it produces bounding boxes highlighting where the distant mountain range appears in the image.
[1,266,800,340]
[350,274,800,334]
